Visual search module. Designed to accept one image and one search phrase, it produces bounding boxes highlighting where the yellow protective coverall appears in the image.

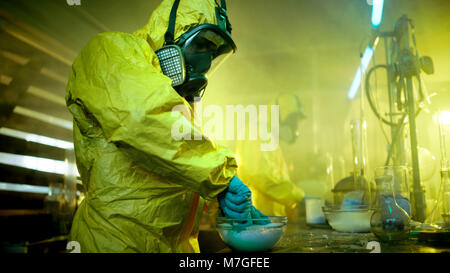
[66,0,236,253]
[236,94,305,220]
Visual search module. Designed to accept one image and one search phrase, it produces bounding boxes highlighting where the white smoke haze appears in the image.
[171,98,280,151]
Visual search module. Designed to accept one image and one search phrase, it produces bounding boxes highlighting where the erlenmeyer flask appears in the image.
[370,166,411,241]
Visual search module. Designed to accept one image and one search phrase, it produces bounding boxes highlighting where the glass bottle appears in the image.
[439,111,450,227]
[348,120,372,206]
[370,166,411,241]
[423,111,450,227]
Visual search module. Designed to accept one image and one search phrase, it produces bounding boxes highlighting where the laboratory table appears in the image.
[210,220,450,253]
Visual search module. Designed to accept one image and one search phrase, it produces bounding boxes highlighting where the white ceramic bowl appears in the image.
[322,205,375,233]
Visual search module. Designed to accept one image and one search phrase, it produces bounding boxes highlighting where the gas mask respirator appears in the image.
[155,0,236,102]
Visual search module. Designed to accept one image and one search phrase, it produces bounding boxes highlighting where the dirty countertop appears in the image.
[200,217,450,253]
[270,220,449,253]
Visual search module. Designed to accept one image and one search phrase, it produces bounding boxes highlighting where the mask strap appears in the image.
[199,88,206,99]
[166,0,232,45]
[164,0,181,45]
[215,0,232,34]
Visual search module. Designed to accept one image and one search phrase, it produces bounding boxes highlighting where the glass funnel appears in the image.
[370,166,411,241]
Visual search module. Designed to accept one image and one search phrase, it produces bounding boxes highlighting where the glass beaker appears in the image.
[440,169,450,227]
[370,166,411,241]
[424,111,450,227]
[347,120,372,206]
[439,111,450,226]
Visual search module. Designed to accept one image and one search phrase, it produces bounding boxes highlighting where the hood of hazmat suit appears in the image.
[66,0,237,253]
[278,93,306,122]
[236,95,305,220]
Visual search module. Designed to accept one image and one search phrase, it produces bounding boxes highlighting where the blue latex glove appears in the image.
[218,176,271,226]
[249,206,271,225]
[218,176,251,219]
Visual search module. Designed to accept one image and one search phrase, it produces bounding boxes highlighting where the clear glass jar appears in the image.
[370,166,411,241]
[439,112,450,227]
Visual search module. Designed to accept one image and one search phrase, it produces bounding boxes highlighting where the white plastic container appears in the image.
[305,198,326,225]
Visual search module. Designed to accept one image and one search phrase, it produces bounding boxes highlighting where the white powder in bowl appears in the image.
[218,223,285,252]
[327,211,373,233]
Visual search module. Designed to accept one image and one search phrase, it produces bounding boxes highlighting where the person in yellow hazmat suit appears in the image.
[236,93,306,220]
[65,0,267,253]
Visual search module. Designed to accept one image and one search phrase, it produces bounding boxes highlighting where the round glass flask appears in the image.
[370,166,411,241]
